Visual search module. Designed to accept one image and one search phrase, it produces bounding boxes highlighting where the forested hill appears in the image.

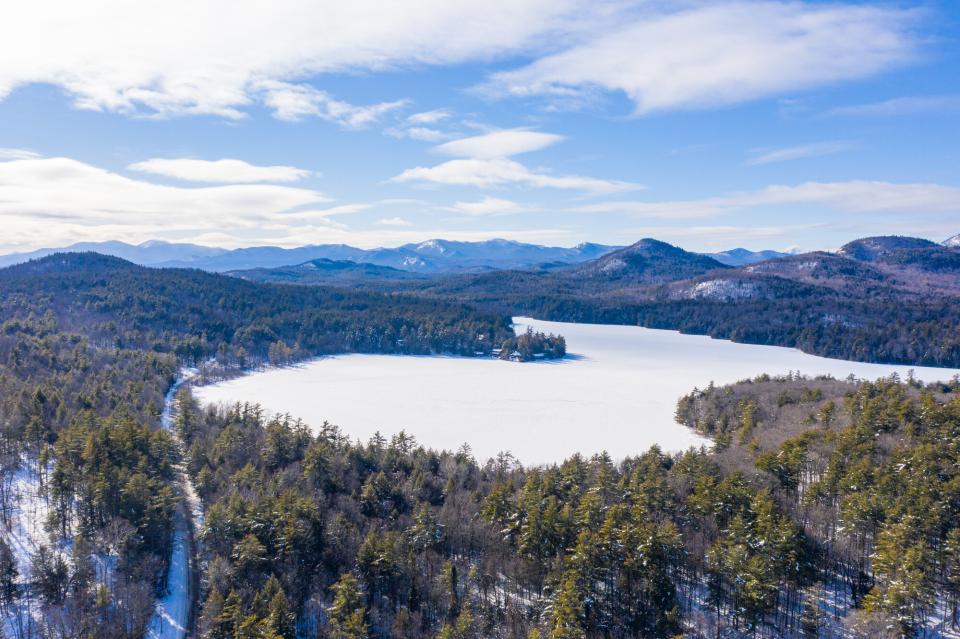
[0,252,516,362]
[403,238,960,368]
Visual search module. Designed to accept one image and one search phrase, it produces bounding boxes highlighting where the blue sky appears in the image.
[0,0,958,253]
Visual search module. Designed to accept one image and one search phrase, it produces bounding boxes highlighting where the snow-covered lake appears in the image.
[194,317,960,464]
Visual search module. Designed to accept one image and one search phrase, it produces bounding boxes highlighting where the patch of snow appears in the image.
[415,240,445,253]
[599,257,626,274]
[4,466,51,577]
[690,279,759,301]
[0,461,71,639]
[194,318,960,465]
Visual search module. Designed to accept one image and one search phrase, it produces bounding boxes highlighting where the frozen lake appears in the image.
[194,317,960,464]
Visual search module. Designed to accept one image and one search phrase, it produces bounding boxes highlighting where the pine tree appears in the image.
[0,536,17,609]
[266,589,296,639]
[549,571,586,639]
[329,572,368,639]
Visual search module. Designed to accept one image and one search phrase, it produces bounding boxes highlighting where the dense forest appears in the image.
[2,250,960,638]
[172,372,960,638]
[0,254,527,637]
[0,253,517,362]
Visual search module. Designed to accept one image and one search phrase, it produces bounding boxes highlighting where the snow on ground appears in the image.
[0,462,69,639]
[145,512,190,639]
[4,466,52,578]
[194,318,960,465]
[145,369,199,639]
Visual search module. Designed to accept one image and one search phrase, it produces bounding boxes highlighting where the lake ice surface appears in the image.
[194,317,960,464]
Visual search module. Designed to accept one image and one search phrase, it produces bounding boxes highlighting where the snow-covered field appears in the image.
[194,318,960,464]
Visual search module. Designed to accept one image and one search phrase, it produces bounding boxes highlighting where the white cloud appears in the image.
[0,155,346,248]
[480,3,918,114]
[128,158,314,183]
[434,129,563,159]
[829,95,960,117]
[385,126,454,142]
[377,217,413,226]
[450,196,529,216]
[259,81,408,126]
[0,148,39,160]
[0,2,920,120]
[0,0,585,119]
[407,109,452,125]
[392,157,640,193]
[577,181,960,218]
[746,141,853,166]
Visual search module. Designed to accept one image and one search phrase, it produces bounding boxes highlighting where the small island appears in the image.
[493,326,566,361]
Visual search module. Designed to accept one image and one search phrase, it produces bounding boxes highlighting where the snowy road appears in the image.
[146,371,199,639]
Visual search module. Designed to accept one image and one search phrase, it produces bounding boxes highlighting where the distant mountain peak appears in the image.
[839,236,938,261]
[945,234,960,248]
[706,247,791,267]
[571,238,725,283]
[415,239,446,252]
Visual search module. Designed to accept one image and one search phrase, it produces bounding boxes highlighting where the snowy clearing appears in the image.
[194,318,960,464]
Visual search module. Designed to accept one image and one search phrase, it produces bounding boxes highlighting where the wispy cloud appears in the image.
[434,129,563,159]
[745,141,853,166]
[377,217,413,226]
[0,148,40,160]
[449,196,531,216]
[0,2,923,120]
[0,1,583,119]
[0,154,355,249]
[577,181,960,218]
[384,126,454,142]
[259,81,408,127]
[828,95,960,117]
[480,3,919,115]
[407,109,452,125]
[128,158,314,183]
[393,157,640,193]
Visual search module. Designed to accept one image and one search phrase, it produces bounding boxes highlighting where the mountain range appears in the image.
[231,234,960,298]
[0,238,805,273]
[0,238,619,273]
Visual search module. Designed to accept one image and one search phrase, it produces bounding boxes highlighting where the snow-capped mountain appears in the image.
[705,248,791,266]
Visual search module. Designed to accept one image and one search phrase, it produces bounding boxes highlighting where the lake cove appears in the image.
[194,317,960,464]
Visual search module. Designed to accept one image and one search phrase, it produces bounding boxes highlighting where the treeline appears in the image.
[177,374,960,638]
[497,328,566,361]
[336,245,960,368]
[0,253,517,363]
[430,277,960,367]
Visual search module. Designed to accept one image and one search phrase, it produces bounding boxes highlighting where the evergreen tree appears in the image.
[329,572,368,639]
